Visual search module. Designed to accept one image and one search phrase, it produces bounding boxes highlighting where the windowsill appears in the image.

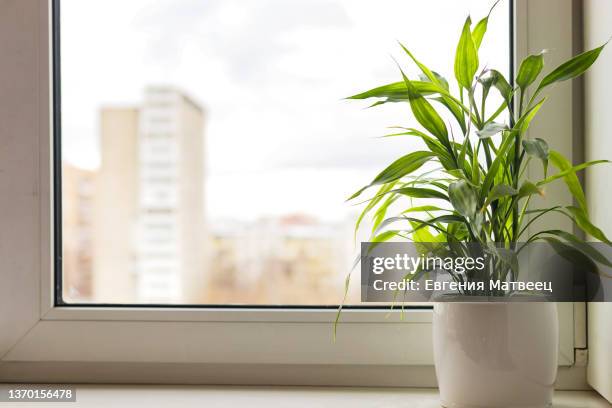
[19,385,610,408]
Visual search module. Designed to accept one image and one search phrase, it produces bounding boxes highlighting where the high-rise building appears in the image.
[62,163,96,301]
[94,87,207,303]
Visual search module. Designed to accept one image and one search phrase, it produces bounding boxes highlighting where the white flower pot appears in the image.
[433,302,558,408]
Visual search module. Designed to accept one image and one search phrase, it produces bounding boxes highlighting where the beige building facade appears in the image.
[93,87,206,303]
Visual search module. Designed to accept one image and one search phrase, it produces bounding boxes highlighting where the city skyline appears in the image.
[63,86,358,304]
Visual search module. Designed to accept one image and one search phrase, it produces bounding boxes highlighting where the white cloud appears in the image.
[61,0,510,220]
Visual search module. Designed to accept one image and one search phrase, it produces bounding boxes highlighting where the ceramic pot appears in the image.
[433,301,558,408]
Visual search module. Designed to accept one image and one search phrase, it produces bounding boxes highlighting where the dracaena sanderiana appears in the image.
[336,3,611,327]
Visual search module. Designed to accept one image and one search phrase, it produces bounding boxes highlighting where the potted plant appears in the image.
[339,4,609,408]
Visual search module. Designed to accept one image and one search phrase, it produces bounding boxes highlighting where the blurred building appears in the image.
[93,87,207,303]
[62,163,96,301]
[208,214,353,304]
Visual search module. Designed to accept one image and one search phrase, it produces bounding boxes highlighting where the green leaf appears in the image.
[472,17,488,51]
[372,230,400,243]
[371,151,434,185]
[515,98,546,133]
[472,0,500,50]
[538,156,609,214]
[476,122,507,139]
[544,230,612,267]
[399,72,449,145]
[418,71,449,91]
[448,180,477,219]
[398,43,445,89]
[547,150,587,212]
[348,151,434,200]
[454,16,479,89]
[346,81,440,100]
[392,187,448,201]
[536,42,608,95]
[354,182,396,240]
[371,194,399,234]
[566,206,611,244]
[347,186,368,201]
[410,221,436,243]
[402,205,447,214]
[522,138,549,176]
[542,237,600,275]
[484,184,518,207]
[518,181,544,199]
[522,138,549,160]
[480,132,515,200]
[404,214,466,231]
[488,69,513,106]
[516,52,545,91]
[432,97,467,133]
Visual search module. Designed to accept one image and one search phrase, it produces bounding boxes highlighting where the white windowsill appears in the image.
[6,385,609,408]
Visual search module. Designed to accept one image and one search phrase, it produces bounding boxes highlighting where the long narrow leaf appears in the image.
[536,42,608,95]
[454,16,479,89]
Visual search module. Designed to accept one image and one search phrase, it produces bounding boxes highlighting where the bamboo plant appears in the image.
[342,5,611,306]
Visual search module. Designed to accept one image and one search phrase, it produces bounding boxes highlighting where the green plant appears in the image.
[336,4,610,324]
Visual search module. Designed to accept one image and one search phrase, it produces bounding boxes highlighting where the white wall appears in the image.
[584,0,612,402]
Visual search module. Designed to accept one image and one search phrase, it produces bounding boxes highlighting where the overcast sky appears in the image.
[61,0,509,221]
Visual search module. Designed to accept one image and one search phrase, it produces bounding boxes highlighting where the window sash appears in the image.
[0,0,585,387]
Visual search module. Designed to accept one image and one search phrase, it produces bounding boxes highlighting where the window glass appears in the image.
[60,0,510,305]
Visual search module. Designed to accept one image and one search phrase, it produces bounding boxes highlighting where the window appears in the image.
[59,0,510,305]
[0,0,584,387]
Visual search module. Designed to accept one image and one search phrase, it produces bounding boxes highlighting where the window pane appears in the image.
[60,0,510,305]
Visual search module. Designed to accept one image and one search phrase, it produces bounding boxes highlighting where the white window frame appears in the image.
[0,0,587,387]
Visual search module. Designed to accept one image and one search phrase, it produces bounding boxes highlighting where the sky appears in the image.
[61,0,510,222]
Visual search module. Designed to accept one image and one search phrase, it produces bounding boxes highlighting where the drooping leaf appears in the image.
[371,194,399,234]
[547,150,587,212]
[448,180,477,219]
[542,237,600,275]
[477,122,507,139]
[536,42,608,95]
[538,156,609,215]
[354,182,397,240]
[454,16,479,89]
[544,230,612,267]
[516,52,545,91]
[566,206,611,244]
[522,138,549,176]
